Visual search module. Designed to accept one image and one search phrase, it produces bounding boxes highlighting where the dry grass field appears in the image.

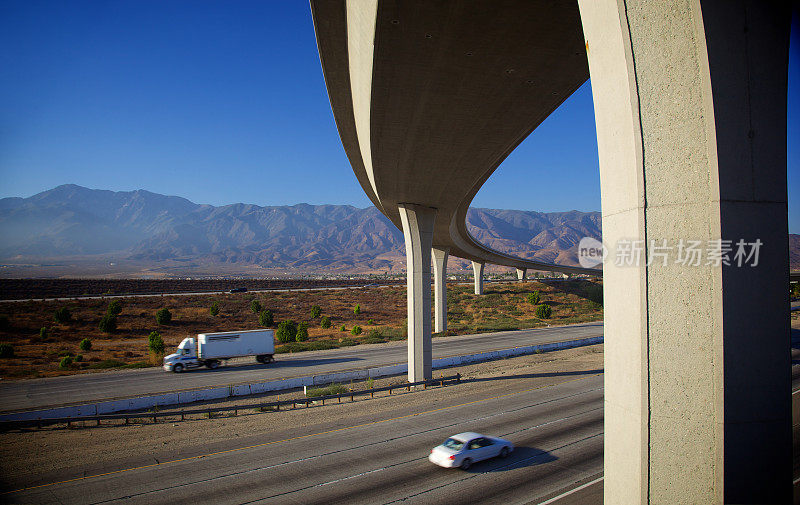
[0,280,602,380]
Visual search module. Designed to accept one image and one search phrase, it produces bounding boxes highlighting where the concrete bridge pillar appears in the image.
[579,1,790,503]
[515,268,527,282]
[433,248,449,334]
[398,203,436,382]
[471,261,484,295]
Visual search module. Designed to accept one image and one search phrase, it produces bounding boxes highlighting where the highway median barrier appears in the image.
[0,335,602,426]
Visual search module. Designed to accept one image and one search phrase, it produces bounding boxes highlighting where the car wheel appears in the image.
[172,363,184,373]
[207,360,220,369]
[460,458,472,470]
[499,447,510,458]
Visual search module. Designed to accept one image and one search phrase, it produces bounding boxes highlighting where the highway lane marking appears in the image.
[536,476,604,505]
[103,406,604,504]
[3,373,603,496]
[380,432,604,505]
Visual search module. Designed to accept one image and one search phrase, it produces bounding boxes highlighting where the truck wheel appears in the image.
[206,360,220,369]
[256,355,266,364]
[266,355,274,363]
[173,363,184,373]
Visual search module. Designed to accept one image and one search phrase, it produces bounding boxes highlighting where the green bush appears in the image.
[367,319,375,325]
[310,305,321,318]
[107,300,123,316]
[250,299,262,314]
[39,327,48,339]
[0,343,14,358]
[79,338,92,351]
[75,354,83,362]
[98,314,117,333]
[535,304,552,319]
[59,356,73,369]
[321,316,332,329]
[340,325,347,332]
[296,322,309,342]
[351,325,362,336]
[54,307,72,323]
[305,383,348,398]
[259,309,274,327]
[276,320,298,343]
[585,284,603,306]
[353,304,361,316]
[209,302,220,316]
[148,331,165,355]
[156,307,172,325]
[527,291,540,305]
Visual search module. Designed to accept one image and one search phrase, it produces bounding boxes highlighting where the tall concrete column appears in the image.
[579,1,790,503]
[433,248,449,334]
[471,261,484,295]
[515,268,527,282]
[398,203,437,382]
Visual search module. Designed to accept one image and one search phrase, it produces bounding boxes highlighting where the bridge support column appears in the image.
[471,261,484,295]
[579,1,790,503]
[515,268,526,282]
[433,248,449,334]
[398,204,436,382]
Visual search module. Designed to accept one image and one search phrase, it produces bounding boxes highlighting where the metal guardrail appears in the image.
[0,374,461,431]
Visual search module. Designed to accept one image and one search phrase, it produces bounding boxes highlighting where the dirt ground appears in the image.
[0,343,604,490]
[0,280,602,379]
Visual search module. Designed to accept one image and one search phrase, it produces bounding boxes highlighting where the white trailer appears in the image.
[163,329,275,372]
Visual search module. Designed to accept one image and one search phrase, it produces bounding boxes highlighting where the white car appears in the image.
[428,432,514,469]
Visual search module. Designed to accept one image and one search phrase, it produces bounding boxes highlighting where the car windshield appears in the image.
[442,438,465,450]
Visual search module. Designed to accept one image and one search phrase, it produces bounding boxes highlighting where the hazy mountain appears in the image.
[0,184,605,272]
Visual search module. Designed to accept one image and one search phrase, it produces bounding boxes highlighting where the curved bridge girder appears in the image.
[311,0,600,276]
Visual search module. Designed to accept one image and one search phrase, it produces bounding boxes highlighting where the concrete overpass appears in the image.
[311,1,791,503]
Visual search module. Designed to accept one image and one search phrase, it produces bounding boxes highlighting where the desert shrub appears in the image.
[305,383,348,398]
[148,331,165,355]
[54,307,72,323]
[250,299,262,314]
[340,325,347,332]
[296,322,309,342]
[107,300,123,316]
[321,316,331,329]
[75,354,83,362]
[156,308,172,325]
[338,337,358,346]
[527,291,540,305]
[310,305,321,318]
[0,344,14,358]
[353,304,361,316]
[259,309,274,327]
[79,338,92,351]
[585,284,603,306]
[98,314,117,333]
[276,320,298,343]
[367,319,375,325]
[535,304,552,319]
[209,302,220,316]
[59,356,73,368]
[351,325,362,336]
[39,327,48,339]
[363,329,384,344]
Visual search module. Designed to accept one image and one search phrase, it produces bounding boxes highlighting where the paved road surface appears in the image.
[0,322,603,413]
[2,373,604,504]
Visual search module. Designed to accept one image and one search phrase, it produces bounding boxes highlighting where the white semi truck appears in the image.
[163,329,275,372]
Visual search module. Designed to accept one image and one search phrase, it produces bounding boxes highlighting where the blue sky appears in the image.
[0,1,797,232]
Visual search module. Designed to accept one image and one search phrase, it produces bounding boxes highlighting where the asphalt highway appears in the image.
[0,322,603,413]
[3,373,604,505]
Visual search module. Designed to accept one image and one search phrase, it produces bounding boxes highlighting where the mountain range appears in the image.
[0,185,607,275]
[2,184,795,276]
